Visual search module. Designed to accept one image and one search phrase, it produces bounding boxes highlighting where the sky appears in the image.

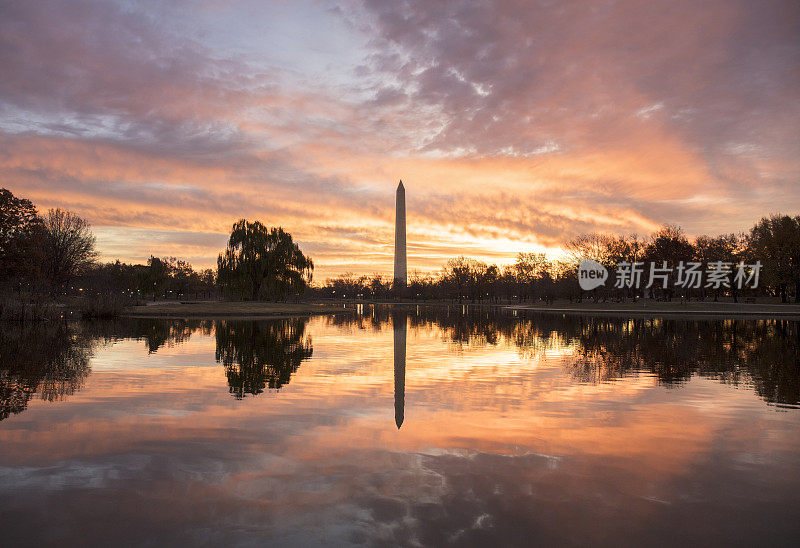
[1,0,799,281]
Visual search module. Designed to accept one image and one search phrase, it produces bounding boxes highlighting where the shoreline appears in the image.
[505,300,800,318]
[121,301,352,319]
[120,299,800,320]
[506,305,800,319]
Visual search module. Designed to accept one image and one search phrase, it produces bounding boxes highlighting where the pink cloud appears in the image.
[1,0,798,278]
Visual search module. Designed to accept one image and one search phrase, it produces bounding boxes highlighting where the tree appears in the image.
[643,225,695,300]
[326,272,363,299]
[606,234,646,265]
[564,233,614,265]
[746,215,800,303]
[142,256,171,298]
[369,273,391,300]
[0,188,44,282]
[80,260,141,293]
[514,253,549,282]
[40,208,97,289]
[170,259,194,296]
[199,269,216,298]
[513,253,551,301]
[442,257,490,301]
[217,220,313,300]
[694,233,742,301]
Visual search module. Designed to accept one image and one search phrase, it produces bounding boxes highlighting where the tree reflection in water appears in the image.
[214,319,313,398]
[0,323,95,422]
[82,318,213,353]
[2,309,797,420]
[335,305,800,408]
[562,316,800,406]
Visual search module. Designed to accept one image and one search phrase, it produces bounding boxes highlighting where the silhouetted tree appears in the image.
[746,215,800,302]
[565,233,615,265]
[326,272,364,299]
[217,220,313,301]
[513,253,552,302]
[643,225,695,300]
[0,188,44,283]
[369,273,392,299]
[693,233,742,301]
[40,208,97,290]
[142,256,171,298]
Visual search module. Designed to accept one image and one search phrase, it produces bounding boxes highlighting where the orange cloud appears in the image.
[1,0,798,279]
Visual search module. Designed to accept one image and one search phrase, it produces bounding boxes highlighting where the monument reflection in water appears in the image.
[394,311,406,429]
[1,306,799,545]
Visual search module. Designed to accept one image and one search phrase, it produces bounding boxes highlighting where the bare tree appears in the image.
[41,208,98,289]
[564,233,615,265]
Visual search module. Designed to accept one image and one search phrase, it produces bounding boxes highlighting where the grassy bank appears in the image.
[121,298,800,320]
[122,301,352,319]
[2,292,140,322]
[0,294,61,321]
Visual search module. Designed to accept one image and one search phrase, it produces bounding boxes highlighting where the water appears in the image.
[1,306,799,546]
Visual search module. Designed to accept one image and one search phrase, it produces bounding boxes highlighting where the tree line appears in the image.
[319,218,800,303]
[1,188,98,291]
[3,187,799,307]
[1,188,219,301]
[1,189,315,314]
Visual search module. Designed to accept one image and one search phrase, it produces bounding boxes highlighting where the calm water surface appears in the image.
[1,306,799,546]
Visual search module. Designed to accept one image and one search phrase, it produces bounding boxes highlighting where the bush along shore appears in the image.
[0,291,134,322]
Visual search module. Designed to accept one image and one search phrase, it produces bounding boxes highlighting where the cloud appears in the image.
[1,0,798,279]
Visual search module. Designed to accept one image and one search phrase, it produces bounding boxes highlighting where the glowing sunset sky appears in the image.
[1,0,798,281]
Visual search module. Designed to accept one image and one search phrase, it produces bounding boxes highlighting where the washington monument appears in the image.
[393,180,407,286]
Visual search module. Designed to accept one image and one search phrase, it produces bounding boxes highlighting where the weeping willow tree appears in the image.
[217,220,314,300]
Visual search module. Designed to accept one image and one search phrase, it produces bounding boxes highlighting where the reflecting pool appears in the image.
[1,306,799,546]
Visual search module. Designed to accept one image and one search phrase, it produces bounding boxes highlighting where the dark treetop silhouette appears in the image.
[217,220,313,301]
